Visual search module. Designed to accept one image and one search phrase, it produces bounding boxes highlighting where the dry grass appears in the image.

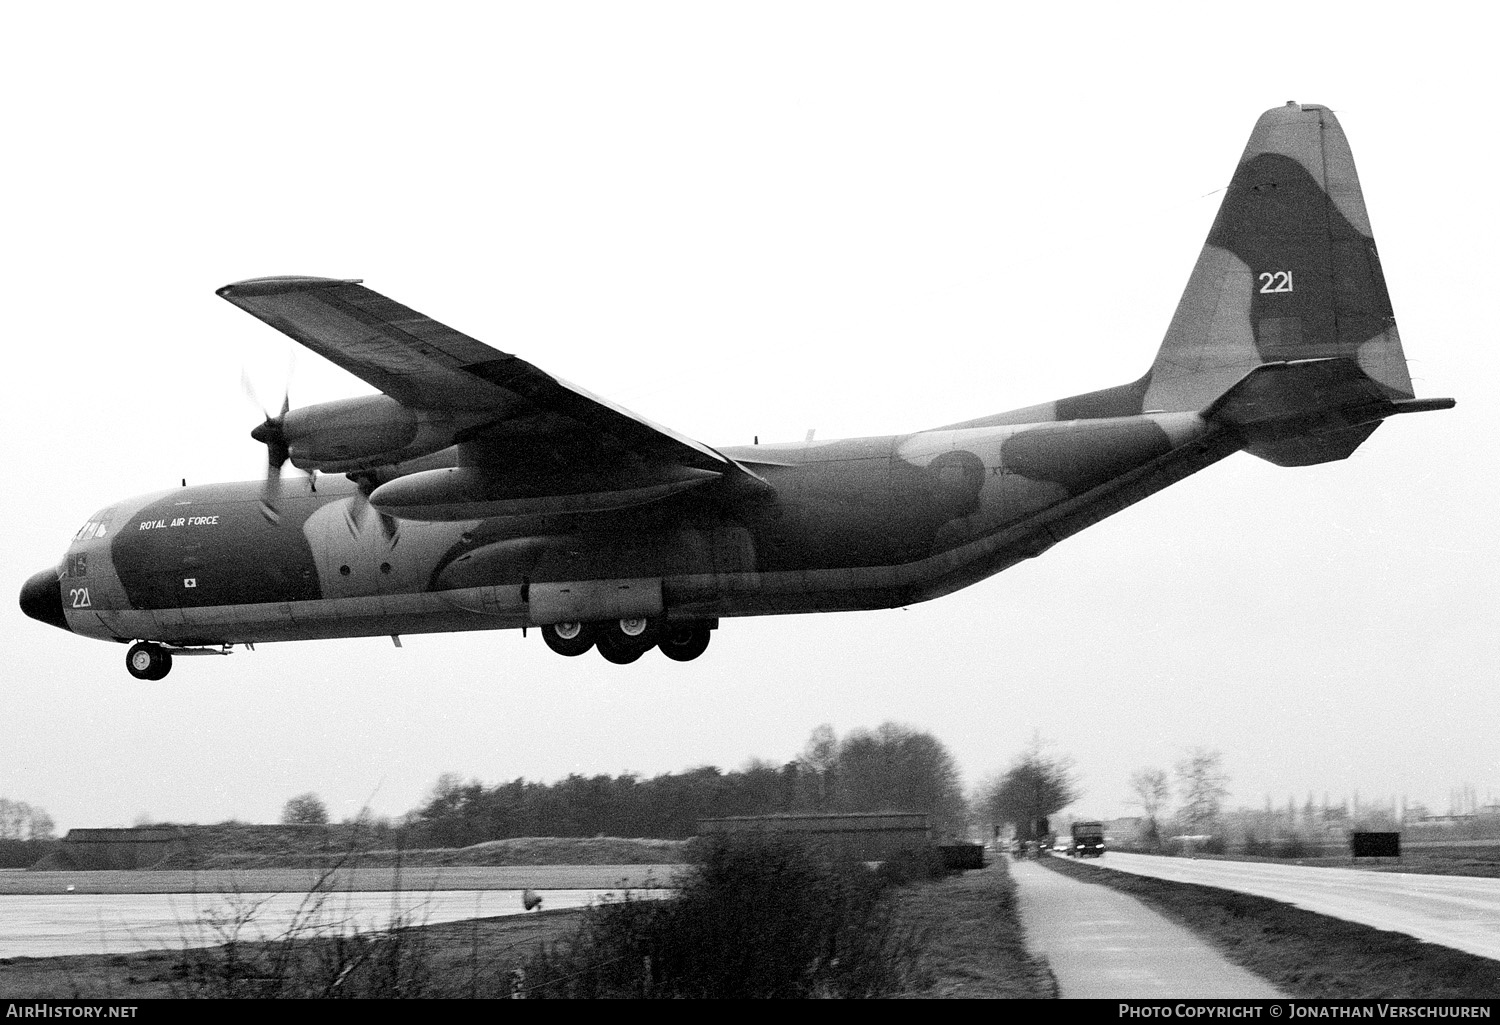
[1041,855,1500,999]
[0,908,587,999]
[892,858,1055,998]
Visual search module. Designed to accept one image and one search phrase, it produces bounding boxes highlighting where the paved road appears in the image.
[1089,852,1500,962]
[1010,858,1284,998]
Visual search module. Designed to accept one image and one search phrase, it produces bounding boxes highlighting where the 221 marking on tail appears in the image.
[20,102,1453,678]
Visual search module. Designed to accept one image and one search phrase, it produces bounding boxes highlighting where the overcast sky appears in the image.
[4,3,1493,832]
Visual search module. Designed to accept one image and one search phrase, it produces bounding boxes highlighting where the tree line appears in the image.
[407,721,968,847]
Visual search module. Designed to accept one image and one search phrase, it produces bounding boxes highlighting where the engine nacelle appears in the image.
[281,395,455,473]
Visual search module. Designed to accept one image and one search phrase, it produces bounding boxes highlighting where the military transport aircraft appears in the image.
[21,102,1454,678]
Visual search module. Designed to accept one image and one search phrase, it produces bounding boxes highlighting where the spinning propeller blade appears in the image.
[249,391,292,524]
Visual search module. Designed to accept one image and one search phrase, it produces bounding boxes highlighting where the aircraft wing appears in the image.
[217,276,737,477]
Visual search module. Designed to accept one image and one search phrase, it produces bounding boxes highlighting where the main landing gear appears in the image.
[126,641,173,680]
[540,619,713,663]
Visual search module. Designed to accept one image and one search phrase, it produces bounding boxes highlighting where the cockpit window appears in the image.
[73,509,114,541]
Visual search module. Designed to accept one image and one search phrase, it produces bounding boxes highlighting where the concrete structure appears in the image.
[698,812,930,861]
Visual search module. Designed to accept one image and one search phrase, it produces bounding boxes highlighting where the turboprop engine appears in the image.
[269,395,455,474]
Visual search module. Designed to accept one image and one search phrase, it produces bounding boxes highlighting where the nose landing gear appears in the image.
[125,642,173,681]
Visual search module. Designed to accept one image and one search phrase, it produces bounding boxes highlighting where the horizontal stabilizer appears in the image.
[1205,358,1454,466]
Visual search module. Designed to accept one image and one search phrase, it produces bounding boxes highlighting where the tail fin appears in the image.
[944,102,1451,447]
[1150,102,1412,406]
[1144,101,1454,462]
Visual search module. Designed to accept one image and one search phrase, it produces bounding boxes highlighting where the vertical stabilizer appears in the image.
[1145,102,1414,415]
[937,103,1448,453]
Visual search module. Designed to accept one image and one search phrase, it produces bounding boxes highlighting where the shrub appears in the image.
[875,842,950,886]
[175,889,433,998]
[519,831,924,998]
[1276,833,1313,859]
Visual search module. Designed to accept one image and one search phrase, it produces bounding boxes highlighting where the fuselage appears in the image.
[20,104,1451,672]
[25,412,1208,649]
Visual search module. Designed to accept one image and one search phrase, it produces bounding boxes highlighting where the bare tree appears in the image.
[979,741,1078,837]
[0,799,55,841]
[1174,749,1229,832]
[795,724,840,811]
[280,792,330,825]
[1127,767,1171,843]
[0,800,25,840]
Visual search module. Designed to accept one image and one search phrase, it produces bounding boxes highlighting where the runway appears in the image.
[0,866,679,959]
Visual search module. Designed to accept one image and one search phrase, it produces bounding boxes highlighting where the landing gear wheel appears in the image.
[542,622,596,657]
[596,618,659,664]
[616,617,651,639]
[658,623,712,662]
[126,642,173,680]
[596,635,644,664]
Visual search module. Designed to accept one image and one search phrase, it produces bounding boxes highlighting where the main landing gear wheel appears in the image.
[596,618,660,664]
[541,622,596,657]
[658,623,712,662]
[126,642,173,681]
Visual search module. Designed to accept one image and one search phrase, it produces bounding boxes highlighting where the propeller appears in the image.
[243,370,292,524]
[240,353,399,539]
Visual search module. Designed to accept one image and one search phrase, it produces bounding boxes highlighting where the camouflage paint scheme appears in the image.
[20,103,1452,672]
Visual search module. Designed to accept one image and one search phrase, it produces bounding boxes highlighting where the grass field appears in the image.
[1118,837,1500,878]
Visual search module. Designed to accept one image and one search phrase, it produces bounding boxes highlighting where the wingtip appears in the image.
[217,275,363,299]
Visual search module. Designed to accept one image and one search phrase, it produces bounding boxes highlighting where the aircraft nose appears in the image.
[20,569,71,632]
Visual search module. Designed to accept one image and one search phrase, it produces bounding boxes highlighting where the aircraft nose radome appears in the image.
[20,569,70,633]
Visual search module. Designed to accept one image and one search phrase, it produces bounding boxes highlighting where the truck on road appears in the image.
[1066,821,1106,858]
